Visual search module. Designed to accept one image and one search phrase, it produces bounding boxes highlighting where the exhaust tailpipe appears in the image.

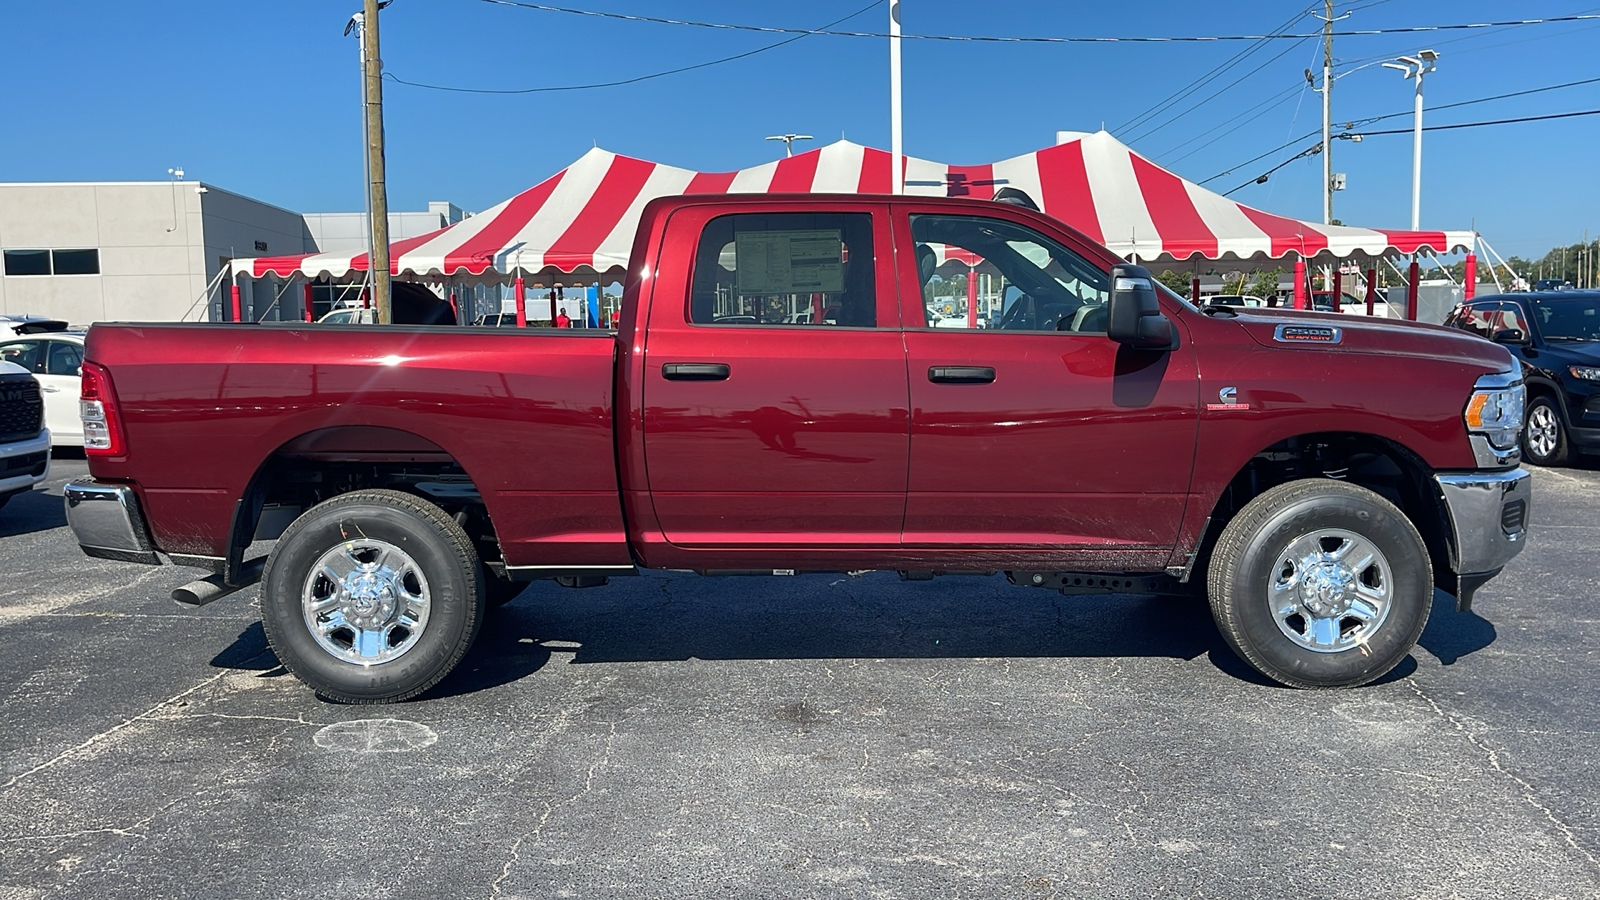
[172,557,266,609]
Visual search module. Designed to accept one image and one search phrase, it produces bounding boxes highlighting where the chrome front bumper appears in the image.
[1435,468,1530,609]
[63,478,160,565]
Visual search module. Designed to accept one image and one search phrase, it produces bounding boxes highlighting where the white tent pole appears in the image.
[889,0,903,195]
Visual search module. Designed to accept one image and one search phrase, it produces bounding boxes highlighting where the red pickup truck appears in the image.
[64,194,1529,702]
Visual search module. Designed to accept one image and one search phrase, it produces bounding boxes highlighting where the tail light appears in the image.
[80,361,126,456]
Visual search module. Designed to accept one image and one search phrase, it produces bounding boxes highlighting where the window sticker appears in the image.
[735,230,844,295]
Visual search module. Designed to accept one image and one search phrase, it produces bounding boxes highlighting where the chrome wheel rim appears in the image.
[1269,528,1393,653]
[302,539,431,665]
[1527,404,1559,459]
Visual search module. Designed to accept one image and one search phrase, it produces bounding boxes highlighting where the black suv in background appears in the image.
[1444,290,1600,465]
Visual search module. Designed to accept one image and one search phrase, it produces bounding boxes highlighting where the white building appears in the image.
[0,182,464,327]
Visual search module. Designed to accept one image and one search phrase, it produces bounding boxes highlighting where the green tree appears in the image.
[1155,270,1192,295]
[1246,268,1284,302]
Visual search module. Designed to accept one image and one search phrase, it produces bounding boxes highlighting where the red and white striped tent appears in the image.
[234,130,1470,283]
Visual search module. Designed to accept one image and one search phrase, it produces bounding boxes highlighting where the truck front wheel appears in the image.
[260,489,485,703]
[1207,480,1432,688]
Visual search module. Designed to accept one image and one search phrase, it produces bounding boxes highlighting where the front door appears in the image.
[641,205,909,548]
[896,208,1199,561]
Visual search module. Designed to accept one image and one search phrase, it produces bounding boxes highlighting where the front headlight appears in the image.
[1465,380,1525,451]
[1569,366,1600,382]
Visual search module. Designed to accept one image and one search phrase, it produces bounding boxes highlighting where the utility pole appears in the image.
[363,0,393,324]
[1321,0,1333,226]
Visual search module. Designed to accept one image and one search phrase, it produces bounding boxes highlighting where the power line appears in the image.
[1126,36,1314,145]
[1223,107,1600,195]
[1117,5,1315,135]
[387,0,882,94]
[1202,74,1600,184]
[474,3,1600,43]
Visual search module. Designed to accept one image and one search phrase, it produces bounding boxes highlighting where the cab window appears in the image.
[689,212,877,327]
[909,214,1109,332]
[46,341,82,377]
[0,340,44,373]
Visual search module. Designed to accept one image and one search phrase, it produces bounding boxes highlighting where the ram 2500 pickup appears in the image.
[63,194,1529,702]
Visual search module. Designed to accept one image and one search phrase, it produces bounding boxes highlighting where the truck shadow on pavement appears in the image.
[467,573,1499,692]
[0,485,68,538]
[206,574,1499,699]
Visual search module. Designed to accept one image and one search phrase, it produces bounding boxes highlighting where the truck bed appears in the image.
[83,323,630,569]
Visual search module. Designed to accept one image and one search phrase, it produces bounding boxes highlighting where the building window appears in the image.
[1,248,100,276]
[3,250,51,276]
[51,249,99,275]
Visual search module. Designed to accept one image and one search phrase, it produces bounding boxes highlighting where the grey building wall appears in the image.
[302,202,465,254]
[0,181,313,326]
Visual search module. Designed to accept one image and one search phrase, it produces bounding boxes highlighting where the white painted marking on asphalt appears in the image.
[313,718,438,753]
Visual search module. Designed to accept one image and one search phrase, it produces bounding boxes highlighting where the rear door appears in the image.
[640,202,909,548]
[895,205,1199,558]
[38,339,84,443]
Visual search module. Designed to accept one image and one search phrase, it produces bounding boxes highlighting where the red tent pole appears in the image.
[1463,253,1477,300]
[303,282,314,322]
[230,282,242,322]
[1190,275,1200,304]
[514,274,527,327]
[967,265,978,328]
[1366,267,1378,316]
[1407,258,1421,321]
[1331,269,1343,312]
[1293,257,1307,310]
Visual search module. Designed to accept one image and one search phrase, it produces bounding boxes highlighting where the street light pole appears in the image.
[1383,50,1438,231]
[889,0,903,195]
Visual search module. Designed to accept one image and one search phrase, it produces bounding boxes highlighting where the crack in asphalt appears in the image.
[1408,679,1600,872]
[490,717,620,896]
[1,671,230,792]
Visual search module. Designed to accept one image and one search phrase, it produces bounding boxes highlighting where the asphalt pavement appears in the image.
[2,456,1597,899]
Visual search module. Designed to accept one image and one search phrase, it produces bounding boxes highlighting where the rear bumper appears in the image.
[1435,468,1530,609]
[63,478,160,565]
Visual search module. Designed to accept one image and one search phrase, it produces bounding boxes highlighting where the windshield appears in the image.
[1533,295,1600,340]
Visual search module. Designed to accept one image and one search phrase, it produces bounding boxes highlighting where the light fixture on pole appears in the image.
[1381,49,1438,231]
[764,134,814,157]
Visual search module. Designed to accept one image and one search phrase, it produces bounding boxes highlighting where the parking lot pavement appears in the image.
[1,458,1597,899]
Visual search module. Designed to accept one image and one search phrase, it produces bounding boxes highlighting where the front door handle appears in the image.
[662,362,731,381]
[928,366,995,384]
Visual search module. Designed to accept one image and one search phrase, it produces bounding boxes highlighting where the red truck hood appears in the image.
[1226,308,1517,374]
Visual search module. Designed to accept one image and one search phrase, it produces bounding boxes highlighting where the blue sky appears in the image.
[3,1,1597,259]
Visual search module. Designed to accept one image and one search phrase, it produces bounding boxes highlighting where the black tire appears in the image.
[1207,479,1432,689]
[260,489,485,703]
[1522,395,1570,467]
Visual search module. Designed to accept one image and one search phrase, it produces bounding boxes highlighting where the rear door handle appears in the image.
[39,384,61,392]
[662,362,731,381]
[928,366,995,384]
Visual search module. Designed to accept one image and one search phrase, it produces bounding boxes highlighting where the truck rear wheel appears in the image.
[260,489,485,703]
[1207,480,1432,688]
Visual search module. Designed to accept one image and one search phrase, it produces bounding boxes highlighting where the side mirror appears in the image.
[1491,328,1527,345]
[1106,264,1175,350]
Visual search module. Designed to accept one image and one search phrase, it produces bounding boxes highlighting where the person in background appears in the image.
[555,307,571,328]
[610,309,621,328]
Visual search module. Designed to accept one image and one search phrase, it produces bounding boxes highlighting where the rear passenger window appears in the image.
[689,213,876,327]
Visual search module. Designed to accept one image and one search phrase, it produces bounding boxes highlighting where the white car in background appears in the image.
[0,321,85,447]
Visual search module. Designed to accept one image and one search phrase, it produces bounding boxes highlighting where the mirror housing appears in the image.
[1491,328,1527,345]
[1107,264,1175,349]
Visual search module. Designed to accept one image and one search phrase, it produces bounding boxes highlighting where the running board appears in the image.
[1007,571,1186,596]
